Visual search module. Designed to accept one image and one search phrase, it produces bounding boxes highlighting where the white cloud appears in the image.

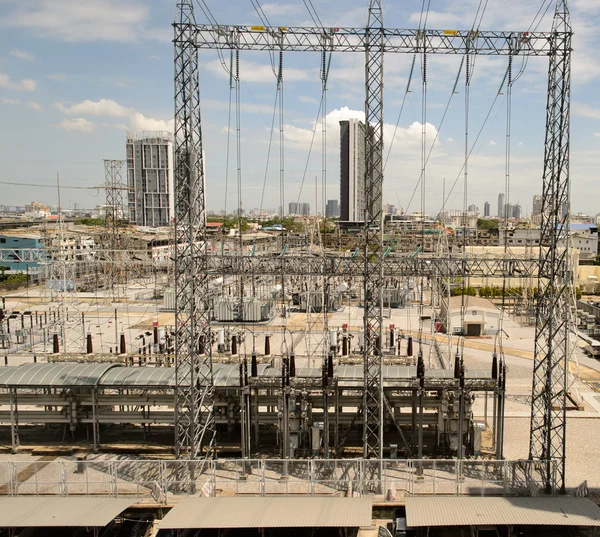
[130,112,173,132]
[9,48,35,61]
[58,98,130,117]
[58,97,172,132]
[299,95,319,105]
[447,137,454,142]
[0,0,149,43]
[47,73,68,82]
[204,58,316,83]
[261,3,302,17]
[282,106,439,155]
[572,102,600,120]
[408,11,463,26]
[489,140,497,146]
[25,100,42,111]
[595,133,600,138]
[55,117,96,133]
[0,73,37,92]
[1,97,41,110]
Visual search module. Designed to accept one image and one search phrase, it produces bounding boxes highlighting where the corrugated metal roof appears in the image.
[159,497,373,529]
[0,497,134,527]
[405,497,600,527]
[99,366,177,387]
[0,363,120,387]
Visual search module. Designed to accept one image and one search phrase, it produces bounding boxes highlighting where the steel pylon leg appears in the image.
[528,0,572,494]
[362,0,385,460]
[174,0,215,459]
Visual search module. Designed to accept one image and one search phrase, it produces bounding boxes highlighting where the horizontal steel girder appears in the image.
[184,25,555,56]
[203,254,540,278]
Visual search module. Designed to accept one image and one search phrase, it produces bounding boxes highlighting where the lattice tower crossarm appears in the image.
[529,0,572,494]
[173,0,215,459]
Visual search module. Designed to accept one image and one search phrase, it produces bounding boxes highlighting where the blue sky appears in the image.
[0,0,598,216]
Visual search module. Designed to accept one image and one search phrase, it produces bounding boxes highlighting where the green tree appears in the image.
[477,218,499,230]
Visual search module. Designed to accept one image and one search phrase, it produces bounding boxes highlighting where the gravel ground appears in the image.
[503,416,600,489]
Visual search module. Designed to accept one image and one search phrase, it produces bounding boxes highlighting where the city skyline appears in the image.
[0,1,599,216]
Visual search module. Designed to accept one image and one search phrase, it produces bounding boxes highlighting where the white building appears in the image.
[570,224,598,263]
[126,132,174,228]
[340,119,365,222]
[441,296,500,336]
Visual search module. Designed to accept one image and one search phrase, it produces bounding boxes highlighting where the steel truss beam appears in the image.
[203,254,540,279]
[173,0,571,473]
[187,26,552,56]
[529,0,572,494]
[0,250,540,278]
[174,0,215,459]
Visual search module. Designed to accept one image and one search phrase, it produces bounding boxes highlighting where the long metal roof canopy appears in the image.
[0,497,134,527]
[0,362,492,388]
[159,497,373,529]
[405,497,600,528]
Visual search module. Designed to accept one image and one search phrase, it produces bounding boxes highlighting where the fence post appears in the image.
[111,460,118,497]
[309,459,315,496]
[160,460,167,503]
[9,461,16,496]
[455,460,459,495]
[59,460,67,496]
[432,460,436,495]
[503,460,509,496]
[481,462,485,496]
[260,460,265,497]
[212,460,217,497]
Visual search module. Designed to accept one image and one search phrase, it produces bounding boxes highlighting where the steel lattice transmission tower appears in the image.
[173,0,215,458]
[103,159,126,301]
[362,0,385,459]
[528,0,572,494]
[174,1,572,478]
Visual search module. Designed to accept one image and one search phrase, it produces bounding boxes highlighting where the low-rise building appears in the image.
[440,296,501,336]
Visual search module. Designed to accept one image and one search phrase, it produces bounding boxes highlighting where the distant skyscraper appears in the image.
[468,204,479,214]
[326,199,339,218]
[340,119,366,222]
[288,202,310,216]
[126,132,174,227]
[512,204,522,219]
[497,193,505,218]
[483,201,490,217]
[532,195,543,216]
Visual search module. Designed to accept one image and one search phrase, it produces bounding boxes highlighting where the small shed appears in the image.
[441,296,500,336]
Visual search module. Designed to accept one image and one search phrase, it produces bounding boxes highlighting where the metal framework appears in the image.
[363,0,385,459]
[173,0,572,480]
[529,0,572,493]
[174,1,215,458]
[103,160,126,301]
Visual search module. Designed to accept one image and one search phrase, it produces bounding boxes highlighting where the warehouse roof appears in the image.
[0,497,134,527]
[405,497,600,528]
[99,366,177,387]
[159,497,372,529]
[0,362,119,387]
[0,361,492,389]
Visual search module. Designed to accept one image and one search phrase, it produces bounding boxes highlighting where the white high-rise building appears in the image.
[126,132,174,227]
[340,119,366,222]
